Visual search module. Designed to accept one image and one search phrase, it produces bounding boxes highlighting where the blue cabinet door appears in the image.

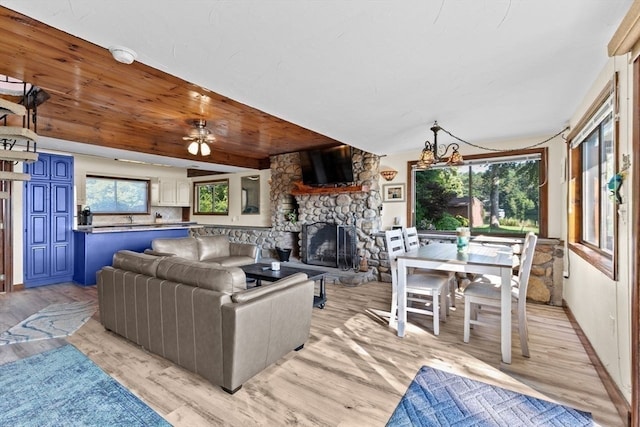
[50,183,73,277]
[24,154,74,287]
[50,156,73,181]
[28,156,49,180]
[24,181,50,282]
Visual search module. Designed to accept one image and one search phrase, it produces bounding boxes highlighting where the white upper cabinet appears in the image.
[152,178,191,207]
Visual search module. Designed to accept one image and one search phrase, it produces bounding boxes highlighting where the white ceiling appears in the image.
[0,0,633,166]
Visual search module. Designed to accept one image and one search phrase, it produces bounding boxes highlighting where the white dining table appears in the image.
[396,242,515,364]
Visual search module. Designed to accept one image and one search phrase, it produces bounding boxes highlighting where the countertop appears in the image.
[75,222,201,233]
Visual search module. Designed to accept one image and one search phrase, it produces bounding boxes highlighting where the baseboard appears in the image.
[563,299,631,425]
[12,283,24,291]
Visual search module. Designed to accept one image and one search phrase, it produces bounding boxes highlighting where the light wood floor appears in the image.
[0,281,625,426]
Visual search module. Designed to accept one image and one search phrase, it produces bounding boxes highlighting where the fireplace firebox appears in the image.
[302,223,357,270]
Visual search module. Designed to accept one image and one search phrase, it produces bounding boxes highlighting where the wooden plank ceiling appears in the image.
[0,7,343,171]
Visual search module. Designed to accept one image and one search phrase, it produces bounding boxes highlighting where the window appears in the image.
[194,179,229,215]
[85,176,149,214]
[581,115,614,252]
[409,148,546,237]
[568,81,617,279]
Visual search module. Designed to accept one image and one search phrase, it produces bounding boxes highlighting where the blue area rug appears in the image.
[387,366,593,426]
[0,301,96,345]
[0,344,170,426]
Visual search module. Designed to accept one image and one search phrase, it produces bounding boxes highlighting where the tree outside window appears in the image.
[412,149,544,236]
[194,180,229,215]
[85,176,149,214]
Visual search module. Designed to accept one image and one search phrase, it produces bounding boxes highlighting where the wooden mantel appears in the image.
[290,181,369,196]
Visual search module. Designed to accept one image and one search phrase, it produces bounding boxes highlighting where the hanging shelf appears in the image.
[0,148,38,164]
[0,98,27,117]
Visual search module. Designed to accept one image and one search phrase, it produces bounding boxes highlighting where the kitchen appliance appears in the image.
[79,207,93,226]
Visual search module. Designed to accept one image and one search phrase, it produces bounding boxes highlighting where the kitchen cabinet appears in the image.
[175,179,191,205]
[151,178,191,206]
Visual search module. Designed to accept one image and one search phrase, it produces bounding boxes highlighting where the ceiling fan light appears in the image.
[187,141,199,155]
[200,142,211,156]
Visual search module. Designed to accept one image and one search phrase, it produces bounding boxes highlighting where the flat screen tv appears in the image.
[299,145,354,186]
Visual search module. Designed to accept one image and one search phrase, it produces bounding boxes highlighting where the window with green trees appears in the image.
[194,179,229,215]
[85,176,149,214]
[410,148,546,237]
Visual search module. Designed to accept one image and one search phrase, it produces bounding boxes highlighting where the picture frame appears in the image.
[383,183,405,202]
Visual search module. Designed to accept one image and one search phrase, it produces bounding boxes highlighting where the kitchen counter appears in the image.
[76,222,201,233]
[73,226,192,285]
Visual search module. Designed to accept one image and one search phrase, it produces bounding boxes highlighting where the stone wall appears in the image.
[190,226,297,260]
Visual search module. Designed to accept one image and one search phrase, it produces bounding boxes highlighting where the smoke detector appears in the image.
[108,46,137,64]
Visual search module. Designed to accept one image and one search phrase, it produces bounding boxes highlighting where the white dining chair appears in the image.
[462,232,538,357]
[402,227,457,309]
[402,226,421,252]
[385,229,449,335]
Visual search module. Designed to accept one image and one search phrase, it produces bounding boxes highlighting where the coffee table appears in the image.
[240,263,328,308]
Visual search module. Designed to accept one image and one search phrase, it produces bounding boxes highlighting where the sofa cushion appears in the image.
[152,237,198,261]
[112,250,161,276]
[156,257,247,293]
[231,273,308,303]
[197,235,231,262]
[210,256,257,267]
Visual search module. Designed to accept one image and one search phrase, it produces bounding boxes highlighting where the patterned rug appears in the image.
[387,366,593,426]
[0,344,170,426]
[0,300,96,345]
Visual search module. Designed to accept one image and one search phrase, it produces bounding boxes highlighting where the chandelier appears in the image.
[183,119,215,156]
[416,121,463,169]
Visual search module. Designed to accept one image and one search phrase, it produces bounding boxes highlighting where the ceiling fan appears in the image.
[183,119,216,156]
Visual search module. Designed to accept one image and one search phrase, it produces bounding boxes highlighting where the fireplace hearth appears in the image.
[302,223,357,270]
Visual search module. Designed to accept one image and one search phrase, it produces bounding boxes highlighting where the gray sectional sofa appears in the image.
[146,235,259,266]
[97,249,314,394]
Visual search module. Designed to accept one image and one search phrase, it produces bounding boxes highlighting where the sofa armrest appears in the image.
[231,273,308,303]
[229,242,259,262]
[221,278,314,391]
[143,249,176,257]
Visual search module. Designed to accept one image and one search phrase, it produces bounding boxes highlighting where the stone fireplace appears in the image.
[269,148,382,280]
